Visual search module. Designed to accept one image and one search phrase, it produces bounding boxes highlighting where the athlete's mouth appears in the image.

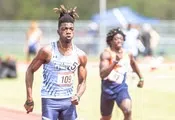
[66,36,72,39]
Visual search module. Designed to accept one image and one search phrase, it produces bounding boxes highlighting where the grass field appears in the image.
[0,62,175,120]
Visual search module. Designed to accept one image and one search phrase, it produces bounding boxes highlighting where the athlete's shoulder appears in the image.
[74,45,86,57]
[122,48,131,60]
[39,44,51,54]
[104,47,111,52]
[36,44,52,63]
[100,47,111,60]
[39,41,55,54]
[73,45,87,65]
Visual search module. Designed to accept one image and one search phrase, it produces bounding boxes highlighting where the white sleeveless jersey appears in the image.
[41,41,85,98]
[104,48,131,84]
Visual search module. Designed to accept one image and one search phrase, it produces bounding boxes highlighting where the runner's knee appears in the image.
[123,108,132,117]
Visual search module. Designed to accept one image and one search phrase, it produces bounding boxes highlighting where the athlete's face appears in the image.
[111,33,124,49]
[58,23,74,43]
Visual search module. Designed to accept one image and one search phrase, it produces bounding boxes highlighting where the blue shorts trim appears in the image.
[42,98,77,120]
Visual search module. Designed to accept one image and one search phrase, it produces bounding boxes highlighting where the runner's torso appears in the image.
[41,41,84,98]
[104,48,130,85]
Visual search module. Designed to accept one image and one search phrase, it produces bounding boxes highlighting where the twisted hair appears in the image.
[53,5,79,27]
[106,27,125,47]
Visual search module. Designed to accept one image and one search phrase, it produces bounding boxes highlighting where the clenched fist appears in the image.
[137,81,144,88]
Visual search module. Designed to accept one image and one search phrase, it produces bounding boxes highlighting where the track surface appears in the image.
[0,107,41,120]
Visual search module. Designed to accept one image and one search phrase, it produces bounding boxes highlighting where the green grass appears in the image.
[0,63,175,120]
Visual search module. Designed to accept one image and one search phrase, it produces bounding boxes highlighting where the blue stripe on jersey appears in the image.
[41,41,79,98]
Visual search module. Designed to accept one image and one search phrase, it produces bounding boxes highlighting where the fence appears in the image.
[0,20,175,60]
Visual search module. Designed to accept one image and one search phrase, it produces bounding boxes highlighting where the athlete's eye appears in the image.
[70,27,74,31]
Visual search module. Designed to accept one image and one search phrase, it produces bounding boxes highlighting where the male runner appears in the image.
[24,5,87,120]
[99,28,144,120]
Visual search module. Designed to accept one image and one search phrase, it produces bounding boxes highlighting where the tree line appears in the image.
[0,0,174,20]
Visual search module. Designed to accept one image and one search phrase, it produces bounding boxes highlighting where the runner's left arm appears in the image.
[76,55,87,98]
[129,53,143,79]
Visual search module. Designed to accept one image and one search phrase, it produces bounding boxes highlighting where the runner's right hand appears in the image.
[137,81,144,88]
[71,94,80,105]
[24,100,34,114]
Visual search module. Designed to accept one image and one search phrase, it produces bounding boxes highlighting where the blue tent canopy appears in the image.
[92,8,121,26]
[91,6,159,27]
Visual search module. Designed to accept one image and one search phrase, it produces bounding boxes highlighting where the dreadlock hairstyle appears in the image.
[106,27,125,47]
[53,5,79,27]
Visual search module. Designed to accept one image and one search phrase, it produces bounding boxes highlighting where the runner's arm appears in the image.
[129,53,143,79]
[25,47,50,102]
[99,51,117,79]
[76,55,87,98]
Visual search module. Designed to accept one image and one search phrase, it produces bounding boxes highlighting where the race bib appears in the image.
[107,70,124,84]
[57,73,74,86]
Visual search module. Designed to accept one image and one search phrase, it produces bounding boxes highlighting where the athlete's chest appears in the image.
[51,54,79,72]
[111,54,130,73]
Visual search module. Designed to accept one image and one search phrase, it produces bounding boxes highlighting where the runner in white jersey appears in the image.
[24,5,87,120]
[99,28,144,120]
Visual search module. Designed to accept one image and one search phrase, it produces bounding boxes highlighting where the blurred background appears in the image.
[0,0,175,120]
[0,0,175,61]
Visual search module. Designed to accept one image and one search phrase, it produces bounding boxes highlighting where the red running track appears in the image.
[0,107,41,120]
